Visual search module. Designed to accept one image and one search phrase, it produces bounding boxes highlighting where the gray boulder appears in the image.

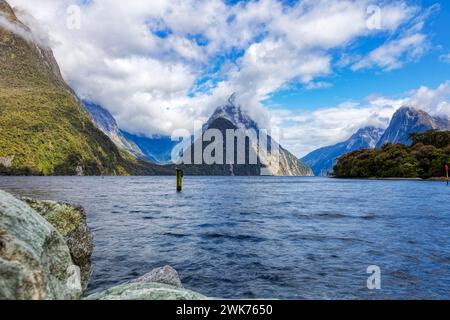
[85,282,207,300]
[136,265,182,288]
[22,198,93,291]
[0,190,82,300]
[86,266,207,300]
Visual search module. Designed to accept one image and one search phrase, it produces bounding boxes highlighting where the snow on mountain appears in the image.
[203,93,259,132]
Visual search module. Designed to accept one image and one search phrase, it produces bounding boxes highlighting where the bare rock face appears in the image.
[22,198,93,291]
[0,190,82,300]
[136,265,183,288]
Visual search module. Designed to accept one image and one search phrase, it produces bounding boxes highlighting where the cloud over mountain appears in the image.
[8,0,427,140]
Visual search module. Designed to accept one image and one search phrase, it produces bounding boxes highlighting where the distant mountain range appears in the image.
[303,106,450,176]
[4,0,447,177]
[86,94,313,176]
[83,102,177,164]
[120,131,178,165]
[302,127,384,176]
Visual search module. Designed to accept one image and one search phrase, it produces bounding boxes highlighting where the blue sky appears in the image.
[265,0,450,112]
[9,0,450,156]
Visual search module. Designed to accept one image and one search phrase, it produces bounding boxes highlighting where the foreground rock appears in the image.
[136,265,183,288]
[85,282,207,300]
[86,265,207,300]
[1,190,206,300]
[0,190,82,300]
[22,198,93,291]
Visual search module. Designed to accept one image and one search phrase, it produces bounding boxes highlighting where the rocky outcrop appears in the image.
[0,190,82,300]
[0,155,14,168]
[86,265,207,300]
[0,190,206,300]
[22,198,93,291]
[85,282,207,300]
[136,265,183,288]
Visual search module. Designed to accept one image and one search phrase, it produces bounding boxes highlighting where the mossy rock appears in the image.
[85,282,208,300]
[0,190,82,300]
[22,198,93,292]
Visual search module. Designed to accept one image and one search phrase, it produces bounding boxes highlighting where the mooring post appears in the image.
[176,168,183,192]
[445,163,449,186]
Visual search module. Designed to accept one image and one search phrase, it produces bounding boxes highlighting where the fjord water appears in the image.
[1,177,449,299]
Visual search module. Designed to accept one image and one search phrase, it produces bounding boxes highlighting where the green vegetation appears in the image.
[333,130,450,179]
[0,11,170,176]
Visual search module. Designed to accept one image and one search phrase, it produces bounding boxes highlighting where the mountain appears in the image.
[182,95,313,176]
[120,131,179,164]
[376,106,450,148]
[302,126,384,176]
[0,1,169,175]
[203,93,259,132]
[82,101,150,160]
[83,101,178,164]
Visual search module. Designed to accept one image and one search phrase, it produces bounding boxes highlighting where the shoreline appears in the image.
[331,176,449,182]
[1,175,448,181]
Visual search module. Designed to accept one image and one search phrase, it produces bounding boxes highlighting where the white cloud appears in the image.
[352,33,427,71]
[439,52,450,64]
[0,10,51,47]
[6,0,428,138]
[305,81,333,90]
[351,3,437,71]
[407,81,450,117]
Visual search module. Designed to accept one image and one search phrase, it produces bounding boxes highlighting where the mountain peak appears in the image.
[0,0,17,22]
[394,106,429,117]
[228,92,237,105]
[376,106,449,147]
[205,94,258,131]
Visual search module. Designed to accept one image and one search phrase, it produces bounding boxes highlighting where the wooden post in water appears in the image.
[176,169,183,192]
[445,164,449,186]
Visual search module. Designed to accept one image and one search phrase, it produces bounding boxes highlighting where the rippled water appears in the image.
[1,176,449,299]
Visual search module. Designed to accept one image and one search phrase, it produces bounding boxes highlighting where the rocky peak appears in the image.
[376,106,448,147]
[348,126,384,149]
[0,0,17,22]
[204,94,259,131]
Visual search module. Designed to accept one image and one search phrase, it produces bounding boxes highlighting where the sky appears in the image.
[6,0,450,157]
